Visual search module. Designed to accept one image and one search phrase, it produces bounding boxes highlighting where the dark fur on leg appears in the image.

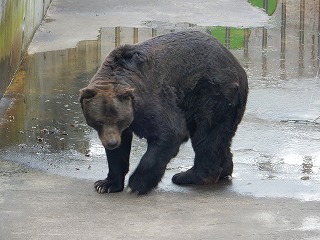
[94,129,132,193]
[173,84,239,185]
[129,137,182,194]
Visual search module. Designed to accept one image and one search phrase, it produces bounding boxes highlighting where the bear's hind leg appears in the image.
[172,123,234,185]
[219,151,233,179]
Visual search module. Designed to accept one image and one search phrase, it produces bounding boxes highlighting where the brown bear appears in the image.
[80,31,248,194]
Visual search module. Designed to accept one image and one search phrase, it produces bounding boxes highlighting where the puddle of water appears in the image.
[1,0,320,200]
[299,216,320,231]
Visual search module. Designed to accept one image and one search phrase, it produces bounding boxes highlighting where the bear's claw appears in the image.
[94,179,124,193]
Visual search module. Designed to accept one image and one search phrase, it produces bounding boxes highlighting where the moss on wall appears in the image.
[0,0,52,99]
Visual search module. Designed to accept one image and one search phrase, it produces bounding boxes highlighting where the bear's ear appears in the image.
[114,45,147,69]
[79,88,97,102]
[116,87,134,101]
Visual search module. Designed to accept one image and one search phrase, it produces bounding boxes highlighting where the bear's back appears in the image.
[96,31,247,108]
[134,31,246,90]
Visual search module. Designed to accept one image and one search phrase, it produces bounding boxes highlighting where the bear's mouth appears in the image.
[99,131,121,150]
[104,139,120,150]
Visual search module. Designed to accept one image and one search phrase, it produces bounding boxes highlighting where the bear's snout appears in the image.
[102,137,121,150]
[106,139,119,150]
[99,127,121,150]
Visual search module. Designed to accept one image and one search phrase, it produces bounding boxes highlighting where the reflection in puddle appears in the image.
[248,0,278,16]
[0,0,320,200]
[282,154,319,174]
[299,216,320,231]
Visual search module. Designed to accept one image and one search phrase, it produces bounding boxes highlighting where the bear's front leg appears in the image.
[128,138,181,194]
[95,129,132,193]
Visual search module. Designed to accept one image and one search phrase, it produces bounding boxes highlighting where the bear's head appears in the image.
[79,85,134,150]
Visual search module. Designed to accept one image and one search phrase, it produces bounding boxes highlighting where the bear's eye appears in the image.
[118,95,130,102]
[96,121,104,126]
[92,121,104,130]
[117,120,126,127]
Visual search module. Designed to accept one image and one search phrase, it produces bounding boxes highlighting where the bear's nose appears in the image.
[106,139,119,149]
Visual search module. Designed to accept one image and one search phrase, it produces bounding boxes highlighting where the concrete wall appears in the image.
[0,0,52,99]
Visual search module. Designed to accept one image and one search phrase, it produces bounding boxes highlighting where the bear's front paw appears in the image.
[94,179,124,193]
[128,170,161,195]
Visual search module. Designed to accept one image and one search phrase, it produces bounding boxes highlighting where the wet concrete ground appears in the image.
[28,0,270,53]
[1,0,320,239]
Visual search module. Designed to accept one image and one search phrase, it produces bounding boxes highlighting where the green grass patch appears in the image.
[248,0,278,16]
[211,27,249,49]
